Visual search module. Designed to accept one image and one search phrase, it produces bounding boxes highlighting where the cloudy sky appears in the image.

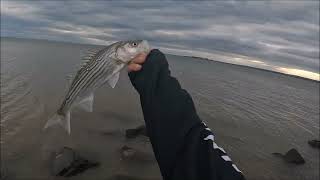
[1,1,319,80]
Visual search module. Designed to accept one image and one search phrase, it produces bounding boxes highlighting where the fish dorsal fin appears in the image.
[80,48,101,68]
[108,72,120,88]
[77,93,94,112]
[66,48,103,86]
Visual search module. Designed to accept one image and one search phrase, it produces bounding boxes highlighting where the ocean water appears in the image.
[1,37,319,180]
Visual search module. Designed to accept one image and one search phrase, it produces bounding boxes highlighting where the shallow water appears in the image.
[1,37,319,180]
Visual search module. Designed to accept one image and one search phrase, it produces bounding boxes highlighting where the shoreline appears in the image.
[2,36,318,82]
[174,54,320,83]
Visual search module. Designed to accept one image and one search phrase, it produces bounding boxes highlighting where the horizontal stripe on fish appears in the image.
[72,59,117,102]
[64,54,123,109]
[59,51,112,111]
[72,62,120,108]
[69,46,111,89]
[65,43,125,102]
[59,56,112,112]
[68,54,109,95]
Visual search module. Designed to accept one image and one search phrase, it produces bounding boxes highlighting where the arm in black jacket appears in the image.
[128,49,245,180]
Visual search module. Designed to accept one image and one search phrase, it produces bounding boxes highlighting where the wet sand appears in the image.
[1,37,319,180]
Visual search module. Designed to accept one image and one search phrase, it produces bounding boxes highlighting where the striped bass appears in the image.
[44,40,150,134]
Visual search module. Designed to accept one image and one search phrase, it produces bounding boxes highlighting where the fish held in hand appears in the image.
[44,40,150,134]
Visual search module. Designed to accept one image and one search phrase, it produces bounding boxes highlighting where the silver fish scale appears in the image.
[58,44,121,114]
[70,46,111,88]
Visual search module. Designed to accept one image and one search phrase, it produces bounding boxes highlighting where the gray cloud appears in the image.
[1,0,319,79]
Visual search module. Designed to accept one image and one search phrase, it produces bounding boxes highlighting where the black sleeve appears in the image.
[128,49,246,180]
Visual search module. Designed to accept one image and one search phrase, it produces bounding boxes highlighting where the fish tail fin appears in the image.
[43,111,71,134]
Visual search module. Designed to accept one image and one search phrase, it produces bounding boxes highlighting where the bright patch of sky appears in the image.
[1,1,319,80]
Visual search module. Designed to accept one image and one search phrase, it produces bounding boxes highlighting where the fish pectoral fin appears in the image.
[78,93,94,112]
[43,111,71,134]
[108,72,120,88]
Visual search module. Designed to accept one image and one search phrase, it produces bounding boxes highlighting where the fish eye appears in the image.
[131,42,138,47]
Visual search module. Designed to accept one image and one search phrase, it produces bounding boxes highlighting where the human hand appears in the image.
[127,53,148,72]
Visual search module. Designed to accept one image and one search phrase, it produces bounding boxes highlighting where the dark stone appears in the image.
[308,140,320,149]
[120,145,136,160]
[125,125,148,139]
[51,147,99,177]
[62,157,100,177]
[51,147,75,176]
[119,145,156,162]
[283,149,305,164]
[272,148,305,165]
